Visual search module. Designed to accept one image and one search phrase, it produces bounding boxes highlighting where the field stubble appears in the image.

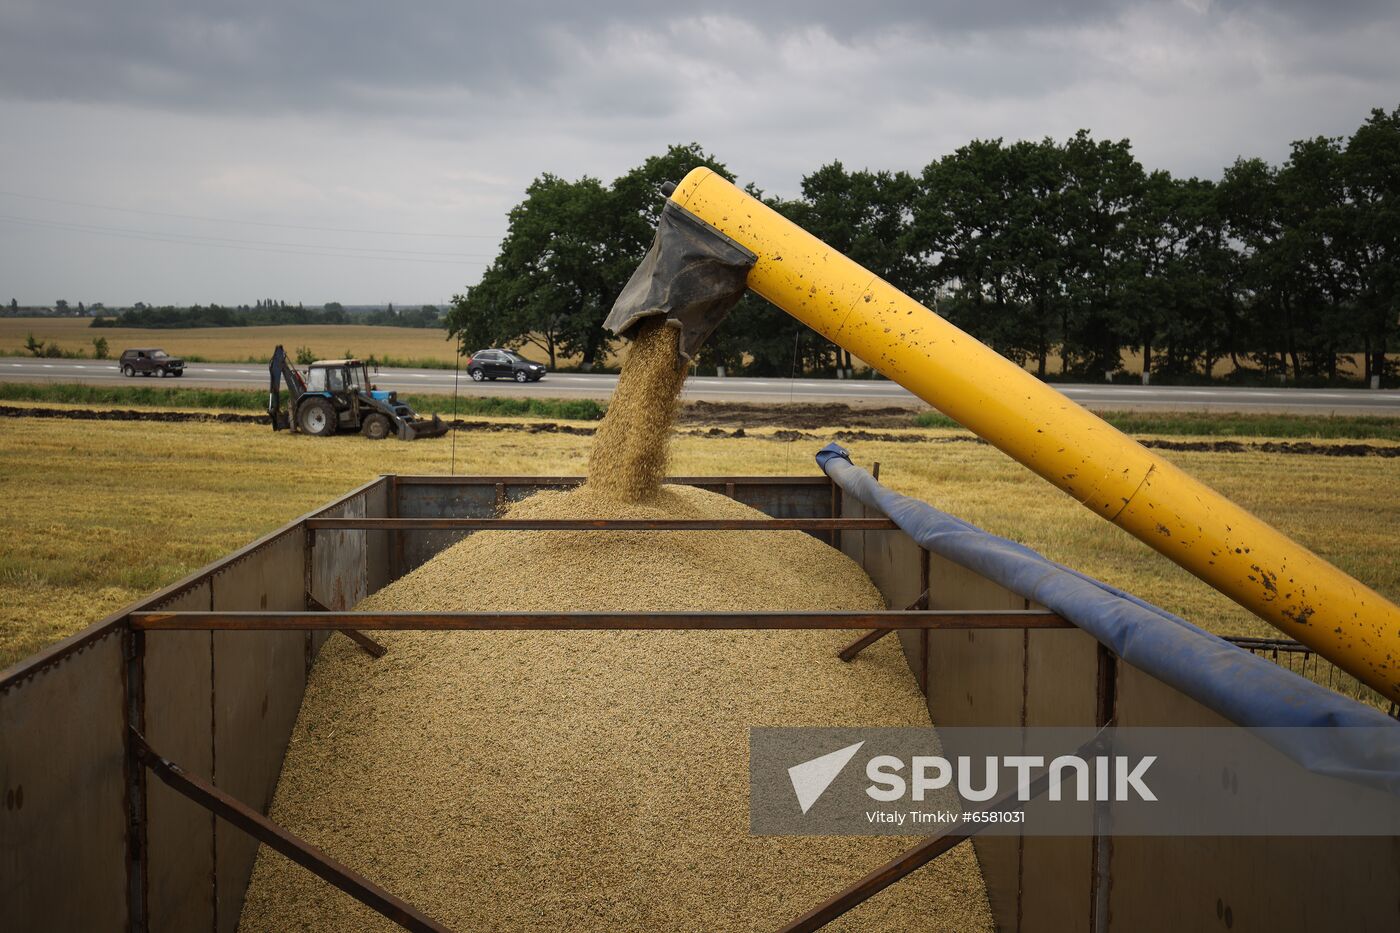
[0,317,462,367]
[1,413,1396,669]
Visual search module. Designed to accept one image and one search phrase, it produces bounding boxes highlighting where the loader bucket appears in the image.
[398,415,448,440]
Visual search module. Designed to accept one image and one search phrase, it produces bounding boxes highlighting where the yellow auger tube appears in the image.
[671,167,1400,703]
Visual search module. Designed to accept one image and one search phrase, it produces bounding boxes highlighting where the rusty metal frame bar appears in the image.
[306,517,896,532]
[1089,642,1120,932]
[129,730,452,933]
[122,626,148,932]
[838,590,930,662]
[388,473,404,580]
[776,726,1112,932]
[306,596,386,658]
[130,610,1070,632]
[1225,635,1312,653]
[390,475,833,486]
[918,547,931,692]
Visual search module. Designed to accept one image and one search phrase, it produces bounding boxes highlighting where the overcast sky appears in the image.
[1,1,1397,306]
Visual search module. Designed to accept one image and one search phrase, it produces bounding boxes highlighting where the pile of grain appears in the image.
[238,317,993,932]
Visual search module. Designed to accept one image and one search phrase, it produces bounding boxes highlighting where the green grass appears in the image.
[0,381,606,421]
[0,381,271,410]
[913,409,1400,440]
[432,396,605,420]
[4,382,1396,439]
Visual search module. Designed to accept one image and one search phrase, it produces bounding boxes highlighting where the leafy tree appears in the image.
[917,139,1015,361]
[1121,172,1232,380]
[446,114,1400,384]
[1280,134,1357,382]
[917,137,1073,374]
[449,174,609,368]
[450,144,736,370]
[92,336,109,359]
[787,162,920,373]
[1057,131,1145,379]
[448,268,514,356]
[1219,151,1328,383]
[24,332,44,356]
[1343,106,1400,385]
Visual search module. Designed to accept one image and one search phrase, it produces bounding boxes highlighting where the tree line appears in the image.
[448,107,1399,385]
[90,301,444,329]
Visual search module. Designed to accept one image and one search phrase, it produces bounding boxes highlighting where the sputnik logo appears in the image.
[788,741,864,814]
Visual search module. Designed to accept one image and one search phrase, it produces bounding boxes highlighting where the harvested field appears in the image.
[238,485,993,932]
[0,317,462,367]
[10,402,1398,459]
[4,413,1398,670]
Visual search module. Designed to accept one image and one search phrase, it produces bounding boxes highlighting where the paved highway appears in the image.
[3,356,1398,414]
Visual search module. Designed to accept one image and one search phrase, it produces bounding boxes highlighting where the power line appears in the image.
[0,215,488,266]
[0,189,502,239]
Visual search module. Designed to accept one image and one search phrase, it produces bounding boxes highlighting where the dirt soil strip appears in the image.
[682,400,920,429]
[0,404,595,436]
[3,404,1397,457]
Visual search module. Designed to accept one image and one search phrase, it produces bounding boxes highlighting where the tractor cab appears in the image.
[267,346,446,441]
[305,359,390,401]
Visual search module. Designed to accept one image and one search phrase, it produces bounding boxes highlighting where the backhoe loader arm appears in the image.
[268,344,307,431]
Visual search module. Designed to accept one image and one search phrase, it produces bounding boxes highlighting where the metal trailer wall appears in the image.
[0,476,390,933]
[7,472,1395,932]
[841,490,1400,932]
[0,474,829,932]
[390,474,836,576]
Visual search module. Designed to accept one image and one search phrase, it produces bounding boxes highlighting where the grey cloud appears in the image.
[0,2,1174,116]
[1,1,1397,305]
[5,2,1392,122]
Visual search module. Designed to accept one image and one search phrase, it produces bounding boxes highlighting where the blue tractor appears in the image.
[267,345,446,440]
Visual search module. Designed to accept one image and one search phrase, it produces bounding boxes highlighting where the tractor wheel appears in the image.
[122,365,134,377]
[514,370,528,383]
[298,398,337,436]
[469,368,485,382]
[361,413,392,440]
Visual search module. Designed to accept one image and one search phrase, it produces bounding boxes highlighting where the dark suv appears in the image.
[466,349,547,383]
[119,348,185,377]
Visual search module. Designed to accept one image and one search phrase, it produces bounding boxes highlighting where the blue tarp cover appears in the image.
[817,443,1400,792]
